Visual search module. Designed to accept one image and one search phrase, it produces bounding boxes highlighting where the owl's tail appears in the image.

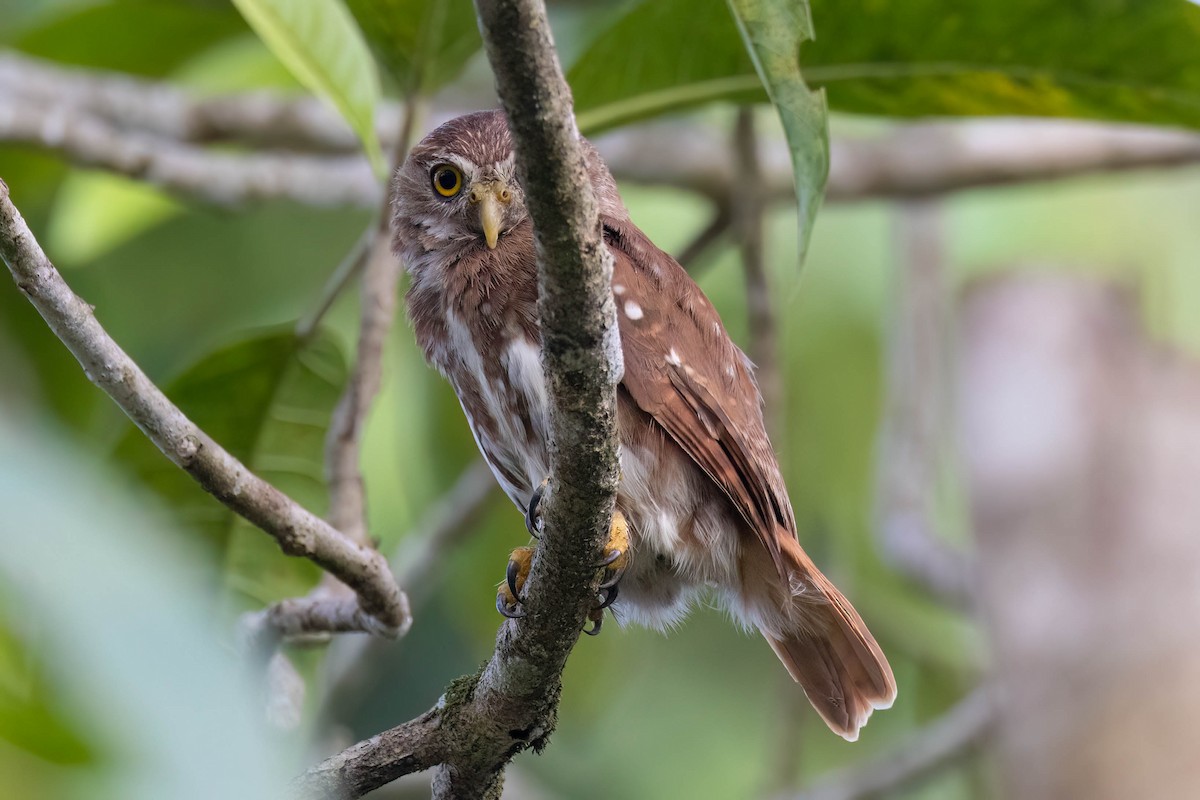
[758,535,897,741]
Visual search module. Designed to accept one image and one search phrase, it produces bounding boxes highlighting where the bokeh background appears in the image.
[3,1,1200,799]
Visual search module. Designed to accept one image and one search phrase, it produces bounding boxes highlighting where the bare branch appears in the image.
[0,91,380,206]
[782,686,994,800]
[675,204,732,274]
[323,95,423,540]
[325,222,403,542]
[319,460,498,717]
[874,200,975,608]
[599,118,1200,202]
[0,52,384,152]
[0,178,408,635]
[5,52,1200,208]
[392,460,500,600]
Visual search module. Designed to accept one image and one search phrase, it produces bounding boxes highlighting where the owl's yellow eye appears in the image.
[431,165,462,197]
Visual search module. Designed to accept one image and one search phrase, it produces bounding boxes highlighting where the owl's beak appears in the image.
[471,181,511,249]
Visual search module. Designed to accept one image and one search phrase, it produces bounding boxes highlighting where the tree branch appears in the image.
[297,0,621,795]
[0,51,384,152]
[599,118,1200,202]
[5,52,1200,208]
[733,108,782,437]
[0,90,380,206]
[874,200,975,608]
[319,460,498,719]
[0,178,408,635]
[781,686,994,800]
[675,203,732,274]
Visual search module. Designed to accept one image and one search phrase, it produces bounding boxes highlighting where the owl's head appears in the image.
[390,110,626,275]
[390,110,529,270]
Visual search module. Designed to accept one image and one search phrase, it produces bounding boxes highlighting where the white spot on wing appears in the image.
[613,283,626,296]
[666,348,681,367]
[624,300,643,320]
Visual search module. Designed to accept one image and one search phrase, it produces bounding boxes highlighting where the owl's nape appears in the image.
[393,110,895,740]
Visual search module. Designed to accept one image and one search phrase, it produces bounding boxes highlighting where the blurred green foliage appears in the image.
[571,0,1200,130]
[1,0,1199,798]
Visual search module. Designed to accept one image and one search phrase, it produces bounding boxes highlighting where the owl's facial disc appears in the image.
[468,180,513,249]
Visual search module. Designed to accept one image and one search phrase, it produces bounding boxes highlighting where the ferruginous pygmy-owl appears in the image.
[391,110,896,740]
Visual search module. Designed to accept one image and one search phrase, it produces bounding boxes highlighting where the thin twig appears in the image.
[0,178,408,635]
[245,101,426,714]
[297,0,623,794]
[318,460,498,721]
[325,96,423,543]
[295,222,377,342]
[782,687,995,800]
[392,460,500,599]
[676,203,732,275]
[874,200,975,609]
[732,108,782,437]
[324,221,402,542]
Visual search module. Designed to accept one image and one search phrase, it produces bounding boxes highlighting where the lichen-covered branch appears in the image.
[0,179,408,636]
[297,0,621,795]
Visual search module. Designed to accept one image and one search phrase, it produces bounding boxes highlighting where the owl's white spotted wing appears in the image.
[604,218,796,575]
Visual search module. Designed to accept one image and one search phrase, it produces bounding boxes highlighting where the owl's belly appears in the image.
[613,437,744,629]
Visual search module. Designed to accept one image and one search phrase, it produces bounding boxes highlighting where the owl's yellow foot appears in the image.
[497,545,534,618]
[496,510,631,634]
[584,509,630,636]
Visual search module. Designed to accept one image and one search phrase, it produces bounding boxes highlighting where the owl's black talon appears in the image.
[525,478,549,539]
[597,583,619,610]
[506,559,524,604]
[583,615,603,636]
[497,594,525,619]
[498,546,533,621]
[599,565,625,590]
[597,548,623,569]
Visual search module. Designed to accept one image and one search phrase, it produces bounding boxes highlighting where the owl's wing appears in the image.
[604,219,795,574]
[605,219,898,736]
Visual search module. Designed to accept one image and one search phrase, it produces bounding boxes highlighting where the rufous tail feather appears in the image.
[763,537,896,741]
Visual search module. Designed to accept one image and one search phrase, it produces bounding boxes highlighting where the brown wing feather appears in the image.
[606,217,899,738]
[604,218,794,575]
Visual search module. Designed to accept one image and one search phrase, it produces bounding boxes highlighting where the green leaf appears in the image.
[570,0,1200,131]
[727,0,828,266]
[113,328,346,607]
[570,0,762,133]
[231,0,385,173]
[346,0,481,92]
[45,171,182,269]
[0,609,93,765]
[10,1,246,76]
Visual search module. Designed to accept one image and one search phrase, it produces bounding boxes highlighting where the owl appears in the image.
[391,110,895,740]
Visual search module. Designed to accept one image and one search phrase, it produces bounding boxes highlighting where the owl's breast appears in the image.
[435,308,550,511]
